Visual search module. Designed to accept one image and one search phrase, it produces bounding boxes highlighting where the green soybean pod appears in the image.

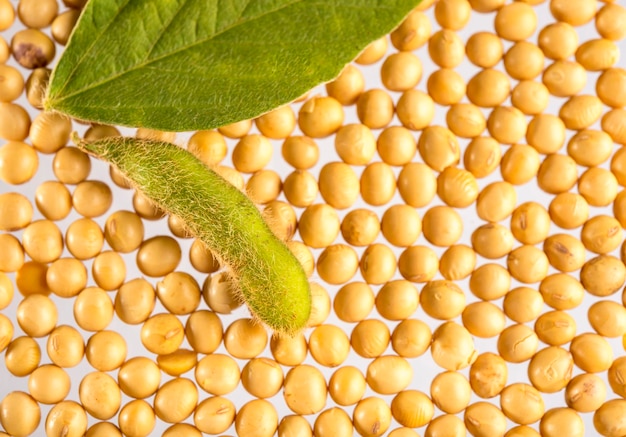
[78,137,311,335]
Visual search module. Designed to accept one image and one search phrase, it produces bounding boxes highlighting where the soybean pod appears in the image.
[78,136,311,335]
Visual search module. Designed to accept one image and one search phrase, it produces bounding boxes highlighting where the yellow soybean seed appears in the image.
[498,324,539,363]
[398,162,437,207]
[309,324,350,367]
[299,96,344,137]
[118,399,156,437]
[328,366,366,407]
[391,390,434,428]
[594,399,626,437]
[22,219,63,263]
[314,407,353,437]
[507,245,549,284]
[0,391,41,437]
[232,134,272,173]
[424,415,465,437]
[427,68,466,106]
[535,310,577,346]
[154,377,198,423]
[118,357,161,400]
[420,280,466,320]
[539,22,578,60]
[0,102,31,142]
[375,280,419,321]
[462,301,506,338]
[53,146,91,184]
[269,332,307,367]
[0,65,24,102]
[469,263,511,300]
[91,250,125,291]
[51,9,81,46]
[351,319,390,358]
[471,223,514,259]
[0,37,7,63]
[255,105,295,139]
[334,282,374,323]
[539,273,584,310]
[431,321,476,371]
[589,301,626,337]
[30,112,71,154]
[141,313,184,355]
[464,402,507,437]
[597,68,626,109]
[541,408,584,437]
[194,354,240,396]
[500,383,545,425]
[187,130,227,165]
[528,346,573,393]
[353,397,392,437]
[15,261,47,295]
[543,60,587,97]
[565,373,607,413]
[193,397,235,435]
[104,210,144,253]
[376,126,416,166]
[46,257,87,298]
[241,357,283,399]
[381,205,420,247]
[319,162,359,209]
[560,95,604,131]
[114,278,155,325]
[568,129,613,166]
[73,180,113,218]
[283,364,327,415]
[570,332,613,373]
[500,144,540,185]
[298,203,340,248]
[467,69,510,108]
[317,244,359,285]
[355,36,388,65]
[398,245,438,283]
[47,325,84,368]
[581,255,626,297]
[603,108,626,145]
[446,103,486,138]
[392,319,431,358]
[0,192,32,231]
[439,244,476,281]
[576,38,619,71]
[79,371,121,420]
[487,106,527,145]
[549,193,589,229]
[85,330,127,372]
[0,234,23,272]
[0,141,38,185]
[511,80,550,115]
[527,114,566,155]
[224,318,267,359]
[428,29,464,68]
[202,272,241,315]
[476,181,516,222]
[17,293,57,337]
[469,352,508,398]
[28,364,70,404]
[157,271,201,315]
[431,371,471,414]
[418,125,460,171]
[137,236,181,277]
[463,136,501,178]
[326,64,365,105]
[307,283,331,327]
[218,118,251,138]
[235,399,278,437]
[5,336,40,377]
[162,424,201,437]
[391,9,431,51]
[356,88,394,129]
[396,89,435,131]
[466,32,503,68]
[133,191,166,220]
[246,169,282,205]
[581,215,622,254]
[45,401,88,437]
[494,1,537,41]
[85,422,123,437]
[579,167,619,207]
[381,52,422,92]
[604,358,626,399]
[596,3,626,40]
[422,206,462,247]
[360,244,396,285]
[35,180,71,221]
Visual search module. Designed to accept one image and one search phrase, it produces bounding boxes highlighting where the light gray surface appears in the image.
[1,0,626,435]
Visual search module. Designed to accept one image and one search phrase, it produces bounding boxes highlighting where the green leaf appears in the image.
[44,0,421,131]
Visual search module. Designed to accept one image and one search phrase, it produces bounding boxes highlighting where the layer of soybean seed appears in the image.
[0,0,626,436]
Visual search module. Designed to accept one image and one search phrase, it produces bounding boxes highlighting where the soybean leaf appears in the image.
[44,0,421,131]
